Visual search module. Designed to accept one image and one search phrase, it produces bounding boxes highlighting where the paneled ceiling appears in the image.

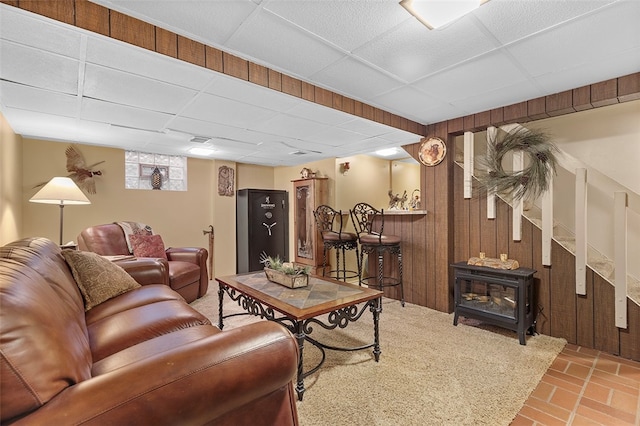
[1,0,639,166]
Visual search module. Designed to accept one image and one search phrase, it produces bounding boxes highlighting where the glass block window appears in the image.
[125,151,187,191]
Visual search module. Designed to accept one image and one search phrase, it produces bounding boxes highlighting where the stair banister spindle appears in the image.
[614,191,628,329]
[575,168,587,295]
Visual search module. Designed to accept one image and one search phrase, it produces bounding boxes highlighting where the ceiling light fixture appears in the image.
[376,148,399,157]
[189,147,215,156]
[400,0,484,29]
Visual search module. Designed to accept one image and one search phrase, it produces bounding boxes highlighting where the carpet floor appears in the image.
[191,290,566,426]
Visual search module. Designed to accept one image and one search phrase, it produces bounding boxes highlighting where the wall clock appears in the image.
[418,137,447,166]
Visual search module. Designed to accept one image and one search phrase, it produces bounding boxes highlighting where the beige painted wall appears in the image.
[20,138,214,252]
[0,114,22,245]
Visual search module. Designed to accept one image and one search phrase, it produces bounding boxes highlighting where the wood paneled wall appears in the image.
[3,0,426,136]
[450,166,640,361]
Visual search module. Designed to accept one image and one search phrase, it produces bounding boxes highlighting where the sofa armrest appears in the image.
[165,246,207,266]
[115,258,170,286]
[12,322,298,425]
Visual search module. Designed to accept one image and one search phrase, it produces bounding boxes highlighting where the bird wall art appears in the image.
[33,144,105,194]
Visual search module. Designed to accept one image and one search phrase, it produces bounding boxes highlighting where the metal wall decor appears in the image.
[218,166,235,196]
[418,137,447,166]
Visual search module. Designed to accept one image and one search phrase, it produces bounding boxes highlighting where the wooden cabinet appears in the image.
[292,178,328,272]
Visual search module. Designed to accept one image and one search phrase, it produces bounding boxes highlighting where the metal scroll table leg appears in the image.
[217,283,225,330]
[372,297,382,362]
[294,320,306,401]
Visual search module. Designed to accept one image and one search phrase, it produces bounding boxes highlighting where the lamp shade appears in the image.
[30,177,91,205]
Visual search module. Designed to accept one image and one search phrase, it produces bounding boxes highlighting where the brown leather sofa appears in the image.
[0,237,299,425]
[77,223,208,303]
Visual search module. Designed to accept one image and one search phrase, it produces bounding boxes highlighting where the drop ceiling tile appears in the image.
[0,41,79,95]
[0,5,81,58]
[311,56,403,101]
[413,50,528,102]
[2,108,79,141]
[305,127,369,146]
[353,15,497,83]
[337,118,397,138]
[206,75,301,112]
[475,0,617,45]
[449,80,542,116]
[0,81,78,118]
[285,101,355,126]
[370,85,453,124]
[227,9,344,78]
[181,93,279,128]
[253,113,331,140]
[92,0,258,46]
[533,46,640,95]
[81,98,172,131]
[264,0,411,52]
[83,64,197,114]
[85,36,214,90]
[505,1,640,78]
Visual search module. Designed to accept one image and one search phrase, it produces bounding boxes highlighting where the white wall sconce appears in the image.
[340,162,351,175]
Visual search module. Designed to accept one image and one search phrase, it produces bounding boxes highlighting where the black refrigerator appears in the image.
[236,189,289,273]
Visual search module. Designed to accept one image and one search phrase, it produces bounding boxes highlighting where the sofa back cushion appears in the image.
[77,223,130,255]
[1,238,92,422]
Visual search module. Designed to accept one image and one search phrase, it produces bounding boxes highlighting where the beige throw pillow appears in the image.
[62,249,141,311]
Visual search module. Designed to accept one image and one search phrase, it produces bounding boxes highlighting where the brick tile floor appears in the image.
[512,344,640,425]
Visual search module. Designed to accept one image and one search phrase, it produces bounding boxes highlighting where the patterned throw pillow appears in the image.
[129,234,168,259]
[61,250,141,311]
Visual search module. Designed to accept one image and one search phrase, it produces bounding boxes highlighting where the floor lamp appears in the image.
[29,177,91,245]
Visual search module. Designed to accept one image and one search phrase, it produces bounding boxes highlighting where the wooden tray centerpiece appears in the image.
[263,255,310,288]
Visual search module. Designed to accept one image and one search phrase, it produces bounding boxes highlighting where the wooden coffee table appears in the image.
[216,272,383,401]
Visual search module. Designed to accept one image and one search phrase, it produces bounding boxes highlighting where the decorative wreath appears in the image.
[480,127,558,201]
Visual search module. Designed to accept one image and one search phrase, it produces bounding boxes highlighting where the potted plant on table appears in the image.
[262,254,310,288]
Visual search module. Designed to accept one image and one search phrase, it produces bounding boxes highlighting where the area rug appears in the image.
[191,291,566,426]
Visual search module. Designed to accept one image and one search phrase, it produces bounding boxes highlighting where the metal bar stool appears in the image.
[313,205,360,282]
[350,202,404,306]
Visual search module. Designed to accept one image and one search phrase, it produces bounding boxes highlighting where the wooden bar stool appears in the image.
[350,202,404,306]
[313,205,359,282]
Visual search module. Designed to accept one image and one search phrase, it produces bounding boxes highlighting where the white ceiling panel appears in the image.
[353,14,498,83]
[0,82,78,118]
[181,93,280,128]
[1,1,638,166]
[227,10,344,78]
[205,74,301,112]
[475,0,617,45]
[81,98,171,131]
[83,64,197,114]
[413,50,531,103]
[96,0,258,47]
[254,113,332,141]
[85,36,214,90]
[285,101,357,126]
[311,56,404,101]
[506,1,640,78]
[0,41,79,95]
[264,0,411,52]
[370,85,454,123]
[0,6,81,58]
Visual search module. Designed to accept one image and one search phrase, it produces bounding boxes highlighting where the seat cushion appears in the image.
[359,233,402,246]
[322,231,358,242]
[87,299,211,362]
[85,285,185,325]
[168,261,201,290]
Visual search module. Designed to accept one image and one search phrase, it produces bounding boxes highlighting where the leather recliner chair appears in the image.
[77,223,208,302]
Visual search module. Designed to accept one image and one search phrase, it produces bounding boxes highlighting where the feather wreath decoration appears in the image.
[478,127,558,201]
